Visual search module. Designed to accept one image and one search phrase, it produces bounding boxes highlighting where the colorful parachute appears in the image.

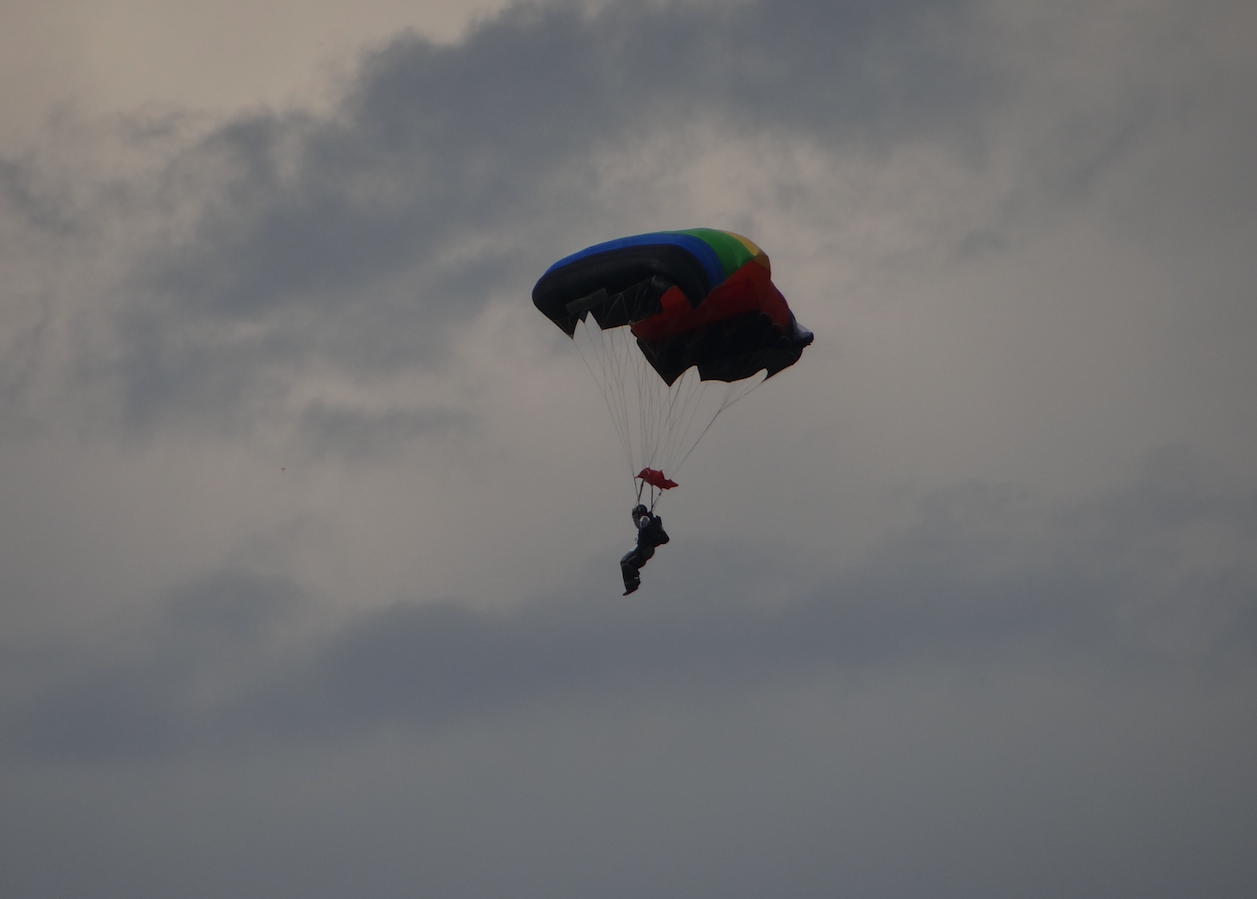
[534,228,812,504]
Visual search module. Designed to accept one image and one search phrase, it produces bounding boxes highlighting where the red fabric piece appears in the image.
[636,468,678,490]
[630,260,790,343]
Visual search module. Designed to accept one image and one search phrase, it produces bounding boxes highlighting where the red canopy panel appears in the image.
[630,260,790,343]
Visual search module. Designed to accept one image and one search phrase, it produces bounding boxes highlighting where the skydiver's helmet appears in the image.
[632,504,649,524]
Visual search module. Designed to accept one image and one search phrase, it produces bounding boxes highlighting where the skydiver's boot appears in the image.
[622,576,640,595]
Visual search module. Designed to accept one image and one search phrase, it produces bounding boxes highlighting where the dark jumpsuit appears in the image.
[621,512,669,594]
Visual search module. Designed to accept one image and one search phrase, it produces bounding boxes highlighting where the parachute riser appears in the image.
[634,478,661,512]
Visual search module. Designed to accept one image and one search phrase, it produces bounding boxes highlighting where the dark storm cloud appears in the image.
[6,447,1251,760]
[3,0,991,438]
[0,157,79,237]
[3,0,1250,446]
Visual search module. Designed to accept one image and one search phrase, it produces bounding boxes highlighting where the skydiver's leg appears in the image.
[620,548,643,594]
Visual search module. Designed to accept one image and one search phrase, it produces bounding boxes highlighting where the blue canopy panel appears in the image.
[541,232,726,289]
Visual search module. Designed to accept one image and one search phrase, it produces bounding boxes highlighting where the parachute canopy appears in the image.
[533,228,813,384]
[533,229,812,504]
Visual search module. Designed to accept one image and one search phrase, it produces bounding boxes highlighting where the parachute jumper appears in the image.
[533,228,812,506]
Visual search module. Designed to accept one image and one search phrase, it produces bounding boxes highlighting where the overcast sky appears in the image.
[2,1,1255,896]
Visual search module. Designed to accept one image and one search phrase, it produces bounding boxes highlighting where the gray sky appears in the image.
[2,1,1255,896]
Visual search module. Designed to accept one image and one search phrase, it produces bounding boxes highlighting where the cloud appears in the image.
[2,2,1257,896]
[4,443,1255,892]
[5,447,1251,762]
[3,0,1252,459]
[0,0,1004,443]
